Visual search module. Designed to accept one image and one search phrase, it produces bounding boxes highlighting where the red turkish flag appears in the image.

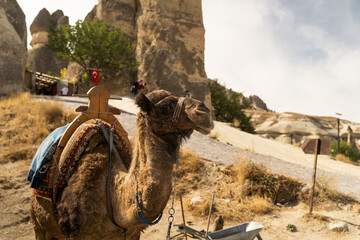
[91,69,99,83]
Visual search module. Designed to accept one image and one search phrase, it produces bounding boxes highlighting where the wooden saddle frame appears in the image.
[48,86,130,189]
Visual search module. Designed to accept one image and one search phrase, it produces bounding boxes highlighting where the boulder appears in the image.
[0,1,27,95]
[190,196,205,205]
[328,221,349,232]
[28,8,69,76]
[212,215,224,232]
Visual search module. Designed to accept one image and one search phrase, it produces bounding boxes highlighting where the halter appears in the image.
[141,97,186,126]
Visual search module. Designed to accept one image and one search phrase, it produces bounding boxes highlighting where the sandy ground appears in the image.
[1,95,360,239]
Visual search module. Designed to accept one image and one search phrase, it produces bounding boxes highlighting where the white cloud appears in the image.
[203,0,360,122]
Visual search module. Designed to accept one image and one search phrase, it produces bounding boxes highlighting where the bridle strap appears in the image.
[172,97,185,123]
[141,97,186,125]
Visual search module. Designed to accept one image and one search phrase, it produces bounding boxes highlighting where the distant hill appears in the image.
[246,109,360,149]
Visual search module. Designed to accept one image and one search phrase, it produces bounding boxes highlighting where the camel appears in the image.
[30,90,214,240]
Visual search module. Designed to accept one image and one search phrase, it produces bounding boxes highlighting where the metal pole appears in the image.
[309,139,320,214]
[337,118,340,154]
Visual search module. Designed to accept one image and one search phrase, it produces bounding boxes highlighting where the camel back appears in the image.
[52,120,132,203]
[47,86,131,201]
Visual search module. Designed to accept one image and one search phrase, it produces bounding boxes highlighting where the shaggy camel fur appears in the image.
[30,90,213,240]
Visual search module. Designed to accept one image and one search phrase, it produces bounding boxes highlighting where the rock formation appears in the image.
[0,0,27,95]
[246,110,360,146]
[72,0,211,107]
[27,8,68,76]
[135,0,210,106]
[240,95,269,111]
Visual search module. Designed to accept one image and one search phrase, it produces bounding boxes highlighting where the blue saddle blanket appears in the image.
[27,124,69,189]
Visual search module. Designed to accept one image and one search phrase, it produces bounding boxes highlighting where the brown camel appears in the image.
[30,90,213,240]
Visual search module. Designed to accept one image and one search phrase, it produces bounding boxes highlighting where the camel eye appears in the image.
[159,104,172,115]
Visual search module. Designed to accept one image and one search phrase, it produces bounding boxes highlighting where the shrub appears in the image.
[331,141,360,162]
[208,79,255,133]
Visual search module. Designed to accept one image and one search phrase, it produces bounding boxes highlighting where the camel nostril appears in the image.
[196,103,210,113]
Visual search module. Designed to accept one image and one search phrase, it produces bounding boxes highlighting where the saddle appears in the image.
[28,86,132,203]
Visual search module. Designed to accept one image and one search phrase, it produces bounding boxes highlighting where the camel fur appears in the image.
[30,90,214,240]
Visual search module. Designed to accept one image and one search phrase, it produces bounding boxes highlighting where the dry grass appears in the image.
[208,131,219,140]
[176,150,206,196]
[177,153,359,222]
[353,203,360,214]
[335,154,358,166]
[302,212,332,223]
[177,154,301,221]
[0,93,77,163]
[233,160,303,204]
[314,174,357,204]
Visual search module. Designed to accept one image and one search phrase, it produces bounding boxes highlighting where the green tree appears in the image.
[47,18,138,77]
[209,79,255,133]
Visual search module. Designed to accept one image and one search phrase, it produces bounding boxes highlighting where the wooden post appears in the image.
[179,195,187,240]
[205,193,215,238]
[309,139,320,214]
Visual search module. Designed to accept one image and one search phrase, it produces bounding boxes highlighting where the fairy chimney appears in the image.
[27,8,69,76]
[72,0,211,108]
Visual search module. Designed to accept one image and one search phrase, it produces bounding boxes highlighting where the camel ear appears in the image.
[135,92,154,113]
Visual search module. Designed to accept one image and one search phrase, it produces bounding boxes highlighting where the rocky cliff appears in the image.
[27,8,68,76]
[72,0,211,107]
[246,110,360,147]
[0,0,27,95]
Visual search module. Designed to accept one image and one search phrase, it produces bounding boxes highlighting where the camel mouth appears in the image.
[194,118,214,135]
[195,126,212,135]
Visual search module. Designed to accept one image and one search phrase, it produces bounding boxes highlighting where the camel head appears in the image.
[135,90,214,138]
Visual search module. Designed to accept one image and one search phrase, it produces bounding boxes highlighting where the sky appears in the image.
[17,0,360,123]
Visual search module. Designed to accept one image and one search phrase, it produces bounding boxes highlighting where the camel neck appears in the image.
[130,116,180,221]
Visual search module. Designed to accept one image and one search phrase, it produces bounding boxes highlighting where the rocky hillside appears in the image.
[246,110,360,147]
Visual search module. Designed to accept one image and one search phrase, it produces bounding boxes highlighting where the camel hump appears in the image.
[52,121,132,203]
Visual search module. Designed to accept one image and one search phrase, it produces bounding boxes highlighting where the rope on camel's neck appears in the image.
[166,133,181,240]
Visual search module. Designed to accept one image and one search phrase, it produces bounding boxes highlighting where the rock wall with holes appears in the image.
[71,0,211,108]
[27,8,69,76]
[0,0,27,95]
